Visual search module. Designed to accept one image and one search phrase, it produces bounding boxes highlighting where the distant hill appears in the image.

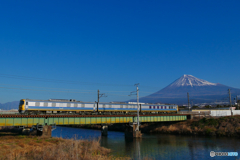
[131,75,240,105]
[0,101,19,110]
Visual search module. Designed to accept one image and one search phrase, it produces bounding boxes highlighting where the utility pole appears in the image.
[228,89,233,116]
[98,90,100,103]
[236,96,239,110]
[97,90,107,112]
[97,90,107,103]
[187,92,190,112]
[135,83,140,131]
[129,83,140,131]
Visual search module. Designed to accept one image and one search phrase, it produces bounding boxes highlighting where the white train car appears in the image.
[19,99,96,114]
[140,104,178,113]
[98,103,138,112]
[19,99,178,114]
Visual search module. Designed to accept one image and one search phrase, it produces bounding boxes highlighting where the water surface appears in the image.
[52,126,240,160]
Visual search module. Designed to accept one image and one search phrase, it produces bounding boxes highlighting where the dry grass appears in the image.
[143,115,240,137]
[0,135,129,160]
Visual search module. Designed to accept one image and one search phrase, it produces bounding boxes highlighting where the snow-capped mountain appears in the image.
[169,75,217,87]
[134,75,240,105]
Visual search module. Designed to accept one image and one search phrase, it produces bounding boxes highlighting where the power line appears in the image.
[0,83,132,93]
[0,86,96,94]
[1,83,227,100]
[0,73,134,87]
[1,74,236,101]
[0,85,233,101]
[0,86,131,97]
[0,73,162,89]
[0,83,97,91]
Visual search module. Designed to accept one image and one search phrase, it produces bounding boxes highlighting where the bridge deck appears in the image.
[0,114,189,127]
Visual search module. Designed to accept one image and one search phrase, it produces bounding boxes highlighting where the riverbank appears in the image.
[71,115,240,137]
[144,115,240,137]
[0,133,128,160]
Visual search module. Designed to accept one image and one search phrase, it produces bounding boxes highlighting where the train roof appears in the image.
[21,99,177,105]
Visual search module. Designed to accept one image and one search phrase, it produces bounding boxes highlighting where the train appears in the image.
[18,99,178,114]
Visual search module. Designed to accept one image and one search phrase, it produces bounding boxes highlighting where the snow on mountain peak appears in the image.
[169,75,217,87]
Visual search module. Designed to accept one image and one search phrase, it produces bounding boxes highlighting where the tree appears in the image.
[192,106,199,109]
[205,105,211,108]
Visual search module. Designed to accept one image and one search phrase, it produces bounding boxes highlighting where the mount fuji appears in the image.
[137,75,240,105]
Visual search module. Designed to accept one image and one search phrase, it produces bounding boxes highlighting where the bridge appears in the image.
[0,114,190,137]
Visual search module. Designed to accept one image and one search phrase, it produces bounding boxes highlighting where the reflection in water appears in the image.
[52,126,240,160]
[124,138,142,159]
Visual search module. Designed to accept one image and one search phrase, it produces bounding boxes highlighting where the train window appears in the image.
[103,104,105,108]
[26,102,28,105]
[109,105,112,108]
[157,106,159,109]
[52,103,56,107]
[164,106,166,109]
[44,102,48,107]
[74,103,77,107]
[149,106,151,109]
[153,106,155,109]
[19,101,24,105]
[120,105,123,108]
[81,104,85,108]
[36,102,40,106]
[67,103,71,107]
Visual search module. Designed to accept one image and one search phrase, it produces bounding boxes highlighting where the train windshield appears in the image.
[19,101,24,105]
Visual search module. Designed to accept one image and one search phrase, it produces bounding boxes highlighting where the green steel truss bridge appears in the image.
[0,114,189,127]
[0,114,190,137]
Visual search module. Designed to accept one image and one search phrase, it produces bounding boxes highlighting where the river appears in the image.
[52,126,240,160]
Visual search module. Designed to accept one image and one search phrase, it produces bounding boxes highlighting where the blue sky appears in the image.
[0,0,240,103]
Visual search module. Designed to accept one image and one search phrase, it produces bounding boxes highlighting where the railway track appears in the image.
[0,113,189,118]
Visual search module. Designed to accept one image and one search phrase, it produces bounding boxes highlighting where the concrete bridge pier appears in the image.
[37,125,52,137]
[21,127,31,135]
[125,124,142,138]
[101,125,108,136]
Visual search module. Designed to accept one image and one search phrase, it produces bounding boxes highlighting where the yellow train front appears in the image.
[19,99,178,114]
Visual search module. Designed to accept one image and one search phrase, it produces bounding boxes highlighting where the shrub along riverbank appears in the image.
[0,133,128,160]
[140,115,240,137]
